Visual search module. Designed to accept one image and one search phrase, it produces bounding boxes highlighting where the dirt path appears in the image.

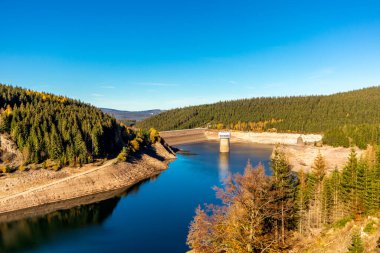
[0,159,116,203]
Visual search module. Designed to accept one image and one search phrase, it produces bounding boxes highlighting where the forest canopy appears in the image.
[0,84,154,167]
[187,147,380,252]
[137,86,380,148]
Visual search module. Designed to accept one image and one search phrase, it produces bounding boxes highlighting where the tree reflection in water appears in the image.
[0,197,119,253]
[0,175,159,253]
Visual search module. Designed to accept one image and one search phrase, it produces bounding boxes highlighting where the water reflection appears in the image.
[0,197,120,253]
[0,142,273,253]
[0,173,162,253]
[218,152,230,180]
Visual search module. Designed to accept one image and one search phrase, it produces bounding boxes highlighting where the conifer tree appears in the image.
[342,149,359,215]
[347,232,364,253]
[0,84,153,167]
[270,148,298,244]
[311,152,327,227]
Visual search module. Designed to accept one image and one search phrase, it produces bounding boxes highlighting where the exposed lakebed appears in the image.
[0,141,273,253]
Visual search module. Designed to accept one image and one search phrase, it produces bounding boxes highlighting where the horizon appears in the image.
[1,0,380,110]
[1,83,378,112]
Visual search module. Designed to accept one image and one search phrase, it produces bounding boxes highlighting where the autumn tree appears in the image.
[188,162,283,253]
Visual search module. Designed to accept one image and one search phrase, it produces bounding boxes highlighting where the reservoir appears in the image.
[0,141,273,253]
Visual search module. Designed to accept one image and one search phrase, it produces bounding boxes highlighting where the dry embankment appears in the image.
[160,129,322,146]
[205,130,363,172]
[160,128,208,145]
[205,130,322,145]
[162,129,362,173]
[0,142,175,220]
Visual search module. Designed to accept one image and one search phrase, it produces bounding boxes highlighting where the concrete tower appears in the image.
[219,132,231,153]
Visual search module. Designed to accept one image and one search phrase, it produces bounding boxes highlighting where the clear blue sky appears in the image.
[1,0,380,110]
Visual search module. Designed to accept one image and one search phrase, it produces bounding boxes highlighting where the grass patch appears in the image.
[364,221,376,234]
[333,215,354,229]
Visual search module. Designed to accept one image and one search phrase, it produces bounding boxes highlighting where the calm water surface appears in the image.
[0,141,273,253]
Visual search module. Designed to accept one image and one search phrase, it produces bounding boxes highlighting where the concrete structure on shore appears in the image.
[219,132,231,153]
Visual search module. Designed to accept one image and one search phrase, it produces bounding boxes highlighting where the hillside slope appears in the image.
[137,86,380,148]
[0,84,147,168]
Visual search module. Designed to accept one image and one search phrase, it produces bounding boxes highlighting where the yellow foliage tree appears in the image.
[130,139,140,152]
[149,128,160,144]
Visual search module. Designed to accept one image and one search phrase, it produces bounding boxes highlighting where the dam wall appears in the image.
[205,130,322,145]
[160,128,322,146]
[159,128,207,145]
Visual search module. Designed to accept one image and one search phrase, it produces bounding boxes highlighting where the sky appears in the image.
[1,0,380,110]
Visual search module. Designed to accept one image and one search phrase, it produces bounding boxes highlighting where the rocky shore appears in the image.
[0,142,175,220]
[162,129,361,173]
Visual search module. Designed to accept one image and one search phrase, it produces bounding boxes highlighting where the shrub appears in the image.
[130,139,140,153]
[117,147,128,162]
[333,216,354,229]
[18,165,27,172]
[364,221,376,234]
[52,165,61,171]
[0,165,12,173]
[149,128,160,144]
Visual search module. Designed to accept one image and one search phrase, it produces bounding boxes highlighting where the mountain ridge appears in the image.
[137,86,380,148]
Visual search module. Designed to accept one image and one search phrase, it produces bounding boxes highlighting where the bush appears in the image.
[117,147,128,162]
[333,216,354,229]
[364,221,376,234]
[130,139,140,152]
[149,128,160,144]
[52,165,61,171]
[18,165,28,172]
[0,165,12,173]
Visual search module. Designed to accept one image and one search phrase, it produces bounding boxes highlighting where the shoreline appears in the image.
[163,129,363,173]
[0,142,176,221]
[0,176,158,223]
[160,129,323,146]
[0,130,364,221]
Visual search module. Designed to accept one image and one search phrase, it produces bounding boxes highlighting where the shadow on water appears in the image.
[0,197,119,253]
[177,150,199,156]
[0,142,273,253]
[0,174,161,253]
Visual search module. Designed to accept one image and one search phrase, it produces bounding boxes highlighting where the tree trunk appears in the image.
[281,203,285,244]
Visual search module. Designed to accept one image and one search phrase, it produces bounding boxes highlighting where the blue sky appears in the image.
[1,0,380,110]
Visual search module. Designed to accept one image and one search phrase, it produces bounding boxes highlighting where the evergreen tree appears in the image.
[138,86,380,148]
[310,152,327,228]
[341,149,360,215]
[347,232,364,253]
[270,148,298,244]
[0,84,154,167]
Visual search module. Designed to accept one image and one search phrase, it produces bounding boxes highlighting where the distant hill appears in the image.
[137,86,380,148]
[101,108,164,125]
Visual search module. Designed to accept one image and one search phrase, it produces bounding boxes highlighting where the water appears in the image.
[0,141,273,253]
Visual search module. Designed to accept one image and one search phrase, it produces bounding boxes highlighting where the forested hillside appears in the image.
[138,86,380,148]
[188,147,380,252]
[0,84,155,168]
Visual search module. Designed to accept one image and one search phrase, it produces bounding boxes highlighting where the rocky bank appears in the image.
[0,142,175,220]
